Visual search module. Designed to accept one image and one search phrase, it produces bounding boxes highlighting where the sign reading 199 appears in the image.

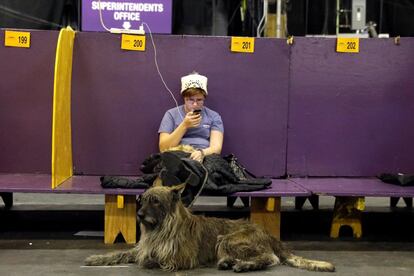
[4,30,31,48]
[18,36,28,44]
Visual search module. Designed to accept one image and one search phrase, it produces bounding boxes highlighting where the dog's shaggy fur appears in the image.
[85,185,335,272]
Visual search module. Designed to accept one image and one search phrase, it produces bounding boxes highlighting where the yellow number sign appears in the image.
[336,37,359,53]
[231,37,255,53]
[121,34,146,51]
[4,30,31,48]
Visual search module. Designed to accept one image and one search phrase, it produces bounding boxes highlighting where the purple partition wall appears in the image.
[2,33,414,180]
[72,34,289,177]
[288,37,414,177]
[0,30,57,173]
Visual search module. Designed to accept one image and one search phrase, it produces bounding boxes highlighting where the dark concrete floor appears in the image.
[0,194,413,275]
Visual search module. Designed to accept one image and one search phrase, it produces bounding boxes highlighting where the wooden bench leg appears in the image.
[330,218,362,239]
[104,195,137,244]
[0,192,13,210]
[330,196,364,239]
[250,197,281,240]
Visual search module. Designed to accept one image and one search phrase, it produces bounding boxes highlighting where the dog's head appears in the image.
[137,184,185,229]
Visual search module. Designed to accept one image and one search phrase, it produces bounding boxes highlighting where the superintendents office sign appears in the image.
[82,0,172,33]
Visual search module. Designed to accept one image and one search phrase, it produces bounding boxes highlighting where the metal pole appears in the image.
[305,0,309,35]
[256,0,268,37]
[336,0,340,35]
[379,0,384,34]
[276,0,282,38]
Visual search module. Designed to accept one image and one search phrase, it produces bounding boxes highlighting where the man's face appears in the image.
[184,92,205,112]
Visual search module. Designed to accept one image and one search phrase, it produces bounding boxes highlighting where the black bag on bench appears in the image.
[101,151,272,206]
[378,173,414,186]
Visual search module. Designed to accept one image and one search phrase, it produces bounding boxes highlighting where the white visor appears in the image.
[181,73,208,95]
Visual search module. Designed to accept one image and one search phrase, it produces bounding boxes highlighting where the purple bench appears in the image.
[233,180,310,239]
[290,177,414,238]
[0,173,143,243]
[291,178,414,198]
[0,173,308,242]
[0,174,140,195]
[61,177,309,241]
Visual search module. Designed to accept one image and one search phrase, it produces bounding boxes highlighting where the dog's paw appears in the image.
[217,258,234,270]
[232,261,255,273]
[84,255,105,266]
[217,262,232,270]
[232,263,247,273]
[141,258,159,269]
[217,262,229,270]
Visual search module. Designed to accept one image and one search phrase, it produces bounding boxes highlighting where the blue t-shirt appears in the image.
[158,105,224,149]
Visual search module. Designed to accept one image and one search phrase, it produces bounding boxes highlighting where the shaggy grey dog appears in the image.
[85,185,335,272]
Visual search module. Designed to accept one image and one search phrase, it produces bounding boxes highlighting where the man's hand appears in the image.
[182,111,201,129]
[190,149,204,163]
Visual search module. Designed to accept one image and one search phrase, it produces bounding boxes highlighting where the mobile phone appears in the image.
[193,109,201,115]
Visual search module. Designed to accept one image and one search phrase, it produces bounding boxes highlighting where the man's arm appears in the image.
[190,130,223,162]
[159,124,187,152]
[202,130,223,155]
